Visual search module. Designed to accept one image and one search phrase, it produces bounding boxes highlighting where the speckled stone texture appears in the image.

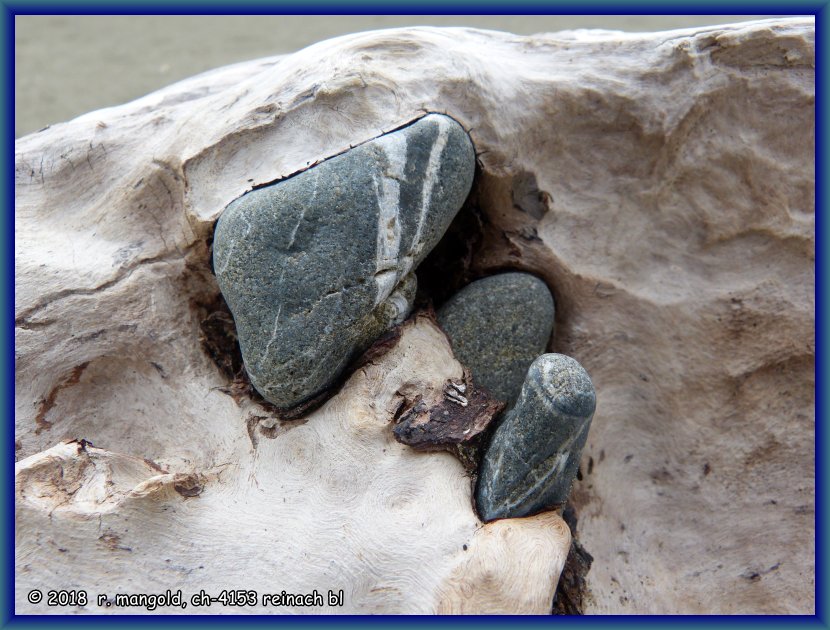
[476,353,596,522]
[212,113,475,410]
[436,272,555,406]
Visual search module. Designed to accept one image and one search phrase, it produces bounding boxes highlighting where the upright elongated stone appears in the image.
[213,114,475,410]
[476,353,596,522]
[436,273,555,407]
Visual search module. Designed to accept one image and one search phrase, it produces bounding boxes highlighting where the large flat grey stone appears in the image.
[213,113,475,410]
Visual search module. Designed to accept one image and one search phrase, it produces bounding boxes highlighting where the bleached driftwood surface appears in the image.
[15,317,571,614]
[15,18,814,614]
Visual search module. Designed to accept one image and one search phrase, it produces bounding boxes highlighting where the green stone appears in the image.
[213,114,475,410]
[436,272,555,407]
[476,353,596,522]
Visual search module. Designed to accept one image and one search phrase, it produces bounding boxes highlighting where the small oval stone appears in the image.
[436,272,555,407]
[213,113,475,410]
[476,353,596,522]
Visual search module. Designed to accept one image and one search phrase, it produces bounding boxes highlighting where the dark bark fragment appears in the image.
[173,473,205,498]
[392,371,504,473]
[34,362,90,434]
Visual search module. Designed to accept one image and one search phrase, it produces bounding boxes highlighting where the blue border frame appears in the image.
[2,3,828,12]
[816,3,826,628]
[5,3,827,626]
[3,2,11,627]
[0,2,828,12]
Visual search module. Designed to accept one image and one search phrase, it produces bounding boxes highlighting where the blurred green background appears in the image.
[15,15,789,137]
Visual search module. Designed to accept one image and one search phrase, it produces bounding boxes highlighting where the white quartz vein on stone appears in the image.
[286,169,318,250]
[499,448,572,515]
[386,275,415,324]
[491,410,591,517]
[258,304,282,372]
[371,133,407,306]
[215,213,252,276]
[257,268,286,371]
[400,116,451,277]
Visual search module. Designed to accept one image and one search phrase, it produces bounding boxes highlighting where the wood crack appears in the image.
[15,243,200,327]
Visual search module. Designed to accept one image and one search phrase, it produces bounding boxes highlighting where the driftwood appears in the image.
[15,18,814,614]
[15,318,570,614]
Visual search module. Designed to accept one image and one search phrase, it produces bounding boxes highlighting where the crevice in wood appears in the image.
[552,502,594,615]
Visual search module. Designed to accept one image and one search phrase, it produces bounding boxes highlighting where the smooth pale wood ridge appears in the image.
[15,18,814,613]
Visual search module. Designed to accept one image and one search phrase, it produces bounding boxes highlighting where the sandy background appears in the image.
[15,15,790,138]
